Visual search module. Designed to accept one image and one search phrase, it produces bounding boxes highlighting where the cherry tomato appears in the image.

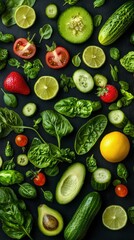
[98,84,118,103]
[13,38,36,59]
[45,46,70,69]
[115,184,128,197]
[33,172,46,186]
[15,134,28,147]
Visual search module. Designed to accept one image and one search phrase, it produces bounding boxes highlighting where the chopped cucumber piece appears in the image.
[93,73,107,87]
[45,4,58,19]
[22,102,37,117]
[91,168,111,191]
[73,69,94,93]
[108,110,128,128]
[17,154,29,166]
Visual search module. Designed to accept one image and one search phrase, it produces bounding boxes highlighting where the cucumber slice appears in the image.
[73,69,94,93]
[108,110,128,128]
[45,4,58,19]
[22,102,37,117]
[17,154,29,166]
[93,74,107,87]
[91,168,111,191]
[58,6,93,44]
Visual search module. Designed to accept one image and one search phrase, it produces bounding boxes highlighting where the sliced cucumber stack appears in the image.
[73,69,94,93]
[108,109,128,128]
[91,168,111,191]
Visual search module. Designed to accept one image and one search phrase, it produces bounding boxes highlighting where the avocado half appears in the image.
[38,204,64,236]
[55,162,86,204]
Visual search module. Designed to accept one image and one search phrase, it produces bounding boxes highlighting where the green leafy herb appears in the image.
[93,14,102,27]
[64,0,80,5]
[123,121,134,137]
[39,24,53,43]
[127,206,134,224]
[72,53,81,67]
[119,81,129,91]
[109,47,120,60]
[0,186,33,239]
[8,58,21,68]
[41,110,74,148]
[2,157,15,170]
[117,163,128,182]
[44,165,59,176]
[60,74,75,92]
[112,179,121,186]
[93,0,105,8]
[110,64,118,81]
[86,154,97,172]
[0,169,24,185]
[74,114,108,155]
[18,183,37,199]
[120,51,134,73]
[1,88,18,108]
[5,141,14,157]
[41,189,53,202]
[0,31,14,42]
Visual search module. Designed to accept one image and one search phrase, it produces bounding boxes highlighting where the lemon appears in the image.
[14,5,36,29]
[82,45,106,68]
[100,131,130,163]
[102,205,127,230]
[34,76,59,100]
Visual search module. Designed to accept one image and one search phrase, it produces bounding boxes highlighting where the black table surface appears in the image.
[0,0,134,240]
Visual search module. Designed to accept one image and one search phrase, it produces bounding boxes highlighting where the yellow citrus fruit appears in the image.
[100,131,130,163]
[34,76,59,100]
[102,205,127,230]
[82,45,106,68]
[14,5,36,29]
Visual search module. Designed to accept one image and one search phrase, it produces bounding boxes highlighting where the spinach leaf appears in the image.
[0,107,23,138]
[18,183,37,199]
[74,114,108,155]
[41,110,73,148]
[72,53,81,67]
[54,97,101,118]
[0,203,24,225]
[27,140,74,169]
[39,24,53,43]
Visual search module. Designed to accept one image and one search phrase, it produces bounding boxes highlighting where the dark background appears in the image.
[0,0,134,239]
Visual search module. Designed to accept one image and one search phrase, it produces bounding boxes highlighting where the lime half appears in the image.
[34,76,59,100]
[82,45,106,68]
[102,205,127,230]
[14,5,36,29]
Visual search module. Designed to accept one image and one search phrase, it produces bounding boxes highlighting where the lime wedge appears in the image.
[82,45,106,68]
[14,5,36,29]
[34,76,59,100]
[102,205,127,230]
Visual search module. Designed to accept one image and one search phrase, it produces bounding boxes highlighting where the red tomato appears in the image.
[115,184,128,197]
[45,46,70,69]
[98,84,118,103]
[15,134,28,147]
[13,38,36,59]
[33,172,46,186]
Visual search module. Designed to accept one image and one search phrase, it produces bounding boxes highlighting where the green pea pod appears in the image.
[0,170,24,185]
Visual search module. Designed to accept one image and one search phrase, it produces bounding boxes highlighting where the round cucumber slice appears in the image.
[22,102,37,117]
[45,4,58,19]
[17,154,29,166]
[94,74,107,87]
[108,110,128,128]
[73,69,94,93]
[57,6,93,44]
[91,168,111,191]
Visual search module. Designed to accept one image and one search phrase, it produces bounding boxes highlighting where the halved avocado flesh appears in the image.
[58,6,93,44]
[38,204,64,236]
[55,162,86,204]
